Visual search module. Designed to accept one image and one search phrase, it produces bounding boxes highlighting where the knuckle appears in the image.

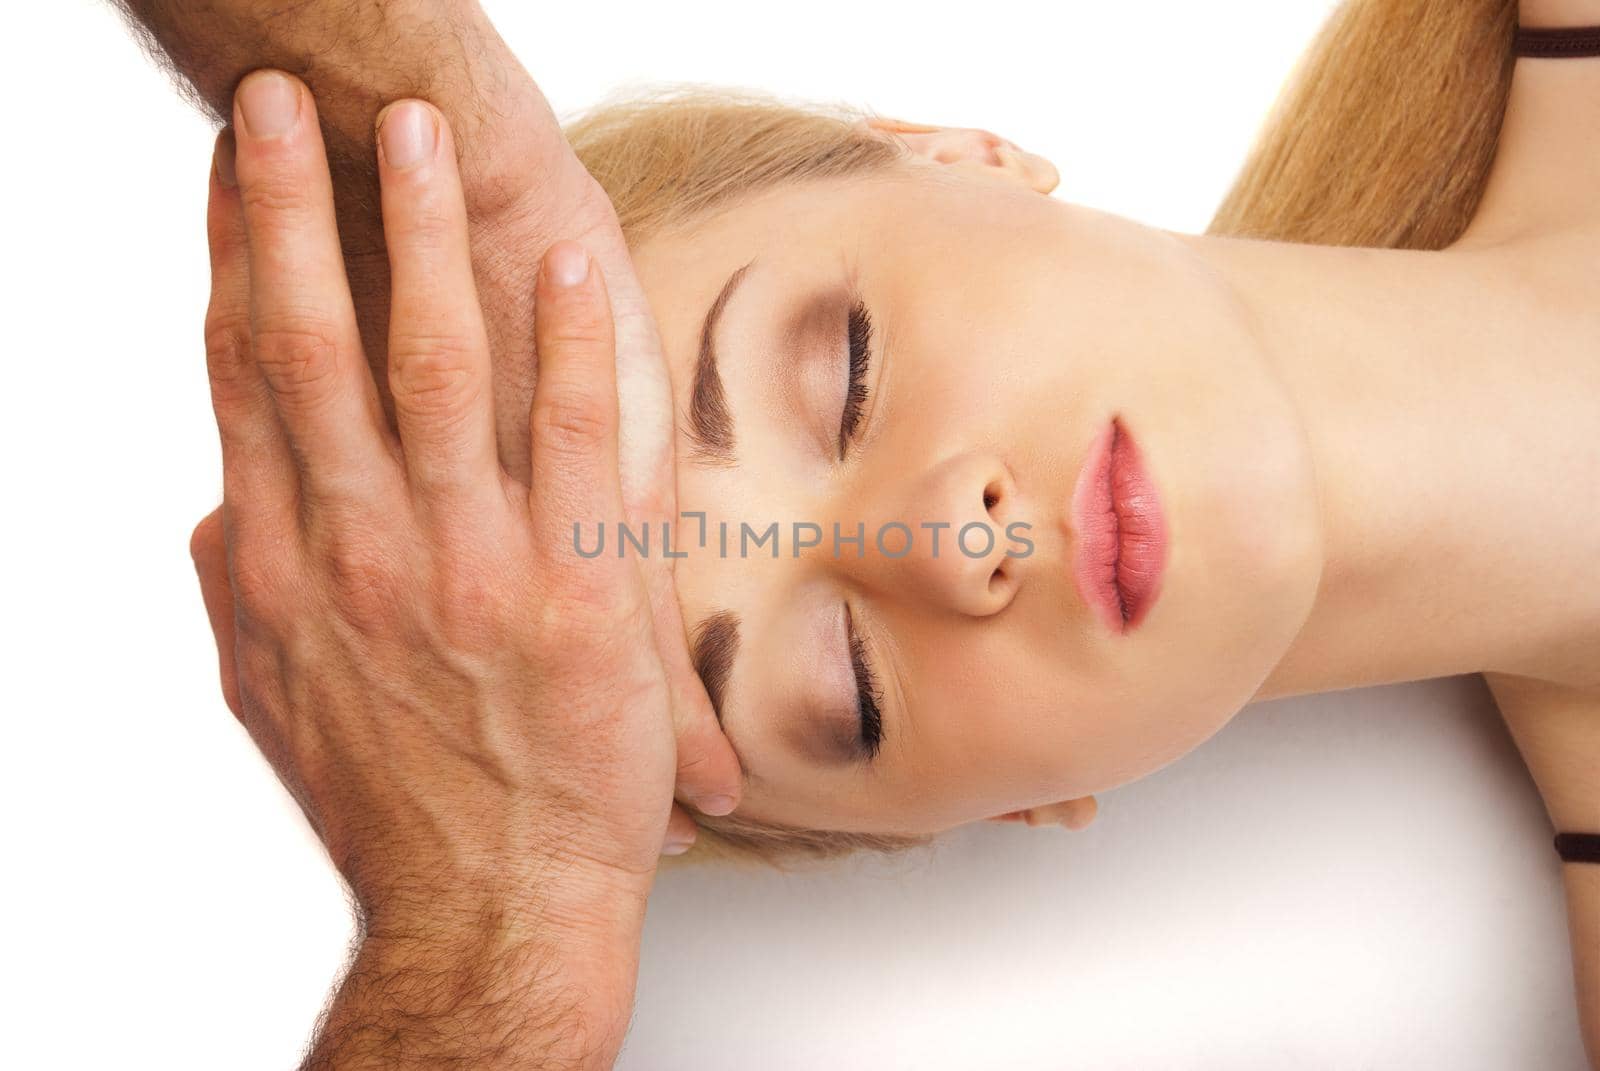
[233,643,290,736]
[540,308,611,354]
[535,511,623,596]
[189,512,223,564]
[228,547,294,626]
[240,174,313,222]
[532,581,604,652]
[534,387,614,455]
[202,312,254,388]
[389,201,456,250]
[675,750,718,781]
[206,199,243,255]
[529,582,570,638]
[432,558,515,649]
[319,527,403,626]
[389,335,482,419]
[539,563,640,647]
[251,317,343,400]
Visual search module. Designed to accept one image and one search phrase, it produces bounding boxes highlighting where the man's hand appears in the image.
[196,72,674,1066]
[116,0,743,830]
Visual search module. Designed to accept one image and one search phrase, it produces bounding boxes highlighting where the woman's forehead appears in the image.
[634,170,936,272]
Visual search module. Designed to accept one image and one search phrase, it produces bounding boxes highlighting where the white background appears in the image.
[3,2,1585,1067]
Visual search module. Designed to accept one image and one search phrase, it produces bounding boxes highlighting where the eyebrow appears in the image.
[689,608,759,789]
[686,262,754,466]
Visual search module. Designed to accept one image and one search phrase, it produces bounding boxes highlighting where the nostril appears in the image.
[983,483,1001,514]
[988,562,1007,592]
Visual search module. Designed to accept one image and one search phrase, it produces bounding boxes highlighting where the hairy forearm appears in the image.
[112,0,568,214]
[112,0,604,468]
[306,896,646,1071]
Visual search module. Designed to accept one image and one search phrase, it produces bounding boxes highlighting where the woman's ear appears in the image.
[987,796,1098,830]
[858,116,1059,194]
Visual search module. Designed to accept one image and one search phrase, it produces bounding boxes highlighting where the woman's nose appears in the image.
[835,452,1027,617]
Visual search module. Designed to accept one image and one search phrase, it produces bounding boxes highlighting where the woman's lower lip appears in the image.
[1069,418,1169,634]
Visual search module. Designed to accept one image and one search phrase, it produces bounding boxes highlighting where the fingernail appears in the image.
[237,70,300,140]
[378,101,436,171]
[545,241,590,288]
[662,837,694,857]
[696,795,736,817]
[213,129,236,188]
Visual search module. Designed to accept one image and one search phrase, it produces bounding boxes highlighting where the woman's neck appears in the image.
[1174,232,1600,698]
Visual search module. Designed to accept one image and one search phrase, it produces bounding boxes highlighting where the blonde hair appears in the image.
[562,0,1517,868]
[1209,0,1514,247]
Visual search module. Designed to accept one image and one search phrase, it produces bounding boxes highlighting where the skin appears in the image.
[119,0,1597,1063]
[201,74,669,1067]
[116,0,745,844]
[1462,6,1600,1061]
[635,151,1323,835]
[629,74,1598,841]
[633,12,1600,1055]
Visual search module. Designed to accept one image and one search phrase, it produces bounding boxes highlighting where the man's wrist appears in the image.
[309,880,650,1070]
[359,861,654,957]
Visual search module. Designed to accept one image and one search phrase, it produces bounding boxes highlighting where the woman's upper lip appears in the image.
[1068,417,1169,634]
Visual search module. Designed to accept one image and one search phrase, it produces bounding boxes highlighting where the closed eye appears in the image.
[845,603,884,761]
[837,300,873,458]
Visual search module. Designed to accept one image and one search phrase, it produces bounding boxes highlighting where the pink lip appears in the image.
[1069,418,1168,634]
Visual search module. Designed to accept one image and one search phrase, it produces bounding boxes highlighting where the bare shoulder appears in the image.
[1484,671,1600,832]
[1519,1,1600,26]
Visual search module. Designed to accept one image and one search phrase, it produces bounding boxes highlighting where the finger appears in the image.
[658,585,742,815]
[1060,795,1099,831]
[1015,797,1099,830]
[524,233,744,813]
[375,100,500,516]
[205,130,296,530]
[190,507,243,719]
[231,70,392,503]
[661,804,698,857]
[593,251,745,814]
[526,241,624,553]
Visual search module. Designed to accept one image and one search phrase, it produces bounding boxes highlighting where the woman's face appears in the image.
[631,142,1324,835]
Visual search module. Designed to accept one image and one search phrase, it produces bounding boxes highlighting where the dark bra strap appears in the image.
[1515,25,1600,58]
[1554,832,1600,864]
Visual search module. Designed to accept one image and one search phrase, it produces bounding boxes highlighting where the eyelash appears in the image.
[837,301,874,459]
[845,604,884,761]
